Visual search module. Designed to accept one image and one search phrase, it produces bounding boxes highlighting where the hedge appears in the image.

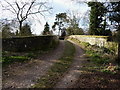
[2,35,59,52]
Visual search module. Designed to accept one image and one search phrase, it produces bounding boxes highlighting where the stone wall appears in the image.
[2,35,59,52]
[69,35,118,53]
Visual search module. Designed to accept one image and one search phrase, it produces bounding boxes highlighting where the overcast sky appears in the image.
[43,0,90,35]
[0,0,119,35]
[0,0,91,35]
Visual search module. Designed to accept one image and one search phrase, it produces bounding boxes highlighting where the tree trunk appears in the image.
[19,21,22,36]
[118,43,120,63]
[117,29,120,64]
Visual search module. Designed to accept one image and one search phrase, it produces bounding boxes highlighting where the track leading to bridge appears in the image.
[54,40,85,88]
[3,39,86,88]
[3,40,65,88]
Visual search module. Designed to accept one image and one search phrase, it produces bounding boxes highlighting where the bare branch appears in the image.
[26,1,35,17]
[4,0,17,14]
[39,12,46,19]
[14,2,21,22]
[2,0,52,34]
[34,14,42,25]
[2,8,16,14]
[21,3,28,10]
[38,2,47,10]
[0,1,4,8]
[15,2,20,10]
[28,8,52,15]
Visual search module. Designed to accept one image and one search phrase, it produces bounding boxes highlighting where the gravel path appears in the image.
[2,40,65,88]
[55,40,85,88]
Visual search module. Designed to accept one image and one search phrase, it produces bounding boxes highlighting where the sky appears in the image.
[0,0,91,35]
[34,0,90,35]
[1,0,119,35]
[29,0,90,35]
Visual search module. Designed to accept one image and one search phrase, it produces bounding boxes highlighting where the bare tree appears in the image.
[66,10,82,26]
[2,0,52,36]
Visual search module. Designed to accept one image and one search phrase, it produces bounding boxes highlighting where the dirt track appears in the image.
[2,40,65,88]
[3,40,86,88]
[55,40,85,88]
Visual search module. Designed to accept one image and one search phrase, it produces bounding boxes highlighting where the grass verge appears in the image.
[1,56,30,67]
[2,41,59,67]
[32,41,75,88]
[68,37,120,88]
[69,37,119,74]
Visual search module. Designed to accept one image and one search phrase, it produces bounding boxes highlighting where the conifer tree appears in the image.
[88,2,107,35]
[43,22,50,35]
[21,23,32,36]
[108,2,120,62]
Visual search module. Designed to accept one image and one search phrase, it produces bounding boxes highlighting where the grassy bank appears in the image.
[69,38,120,88]
[69,38,119,74]
[32,41,75,88]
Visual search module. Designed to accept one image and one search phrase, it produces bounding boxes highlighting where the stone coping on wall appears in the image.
[69,35,118,52]
[69,35,109,46]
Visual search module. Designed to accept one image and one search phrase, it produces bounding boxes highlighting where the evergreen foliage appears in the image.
[88,2,108,35]
[2,24,15,38]
[52,13,68,35]
[67,27,84,35]
[43,22,50,35]
[67,15,84,35]
[108,2,120,62]
[21,23,32,36]
[108,2,120,29]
